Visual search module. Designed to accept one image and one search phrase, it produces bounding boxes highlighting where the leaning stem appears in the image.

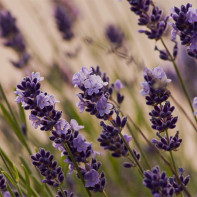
[165,130,177,174]
[118,132,144,177]
[160,38,197,124]
[59,184,66,197]
[102,190,108,197]
[63,143,92,197]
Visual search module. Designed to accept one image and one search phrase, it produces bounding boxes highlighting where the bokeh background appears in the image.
[0,0,197,196]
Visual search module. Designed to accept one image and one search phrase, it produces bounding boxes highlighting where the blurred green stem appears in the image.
[160,38,197,125]
[63,143,92,197]
[102,190,108,197]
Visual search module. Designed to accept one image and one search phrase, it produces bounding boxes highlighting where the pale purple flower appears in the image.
[152,66,166,79]
[169,22,178,41]
[14,89,24,103]
[143,67,152,77]
[29,114,40,129]
[84,75,108,96]
[186,7,197,23]
[36,93,50,109]
[96,95,113,117]
[48,95,60,106]
[55,118,70,134]
[52,142,64,157]
[123,134,132,144]
[70,119,84,131]
[3,191,11,197]
[115,79,124,92]
[76,94,86,113]
[193,97,197,116]
[31,72,44,82]
[73,134,89,152]
[190,35,197,51]
[84,169,100,187]
[72,66,92,87]
[140,82,150,96]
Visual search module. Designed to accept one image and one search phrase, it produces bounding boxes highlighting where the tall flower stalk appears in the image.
[15,72,107,197]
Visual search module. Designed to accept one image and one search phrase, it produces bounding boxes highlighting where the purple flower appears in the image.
[186,7,197,23]
[55,119,70,134]
[193,97,197,116]
[140,81,150,96]
[70,119,84,131]
[152,66,166,79]
[73,134,90,152]
[84,169,100,187]
[84,75,108,96]
[36,93,50,109]
[14,89,24,103]
[72,66,92,87]
[29,114,41,129]
[96,95,113,117]
[123,134,132,144]
[115,79,124,92]
[76,94,86,113]
[32,72,44,82]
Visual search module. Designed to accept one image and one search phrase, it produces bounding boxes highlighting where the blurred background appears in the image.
[0,0,197,196]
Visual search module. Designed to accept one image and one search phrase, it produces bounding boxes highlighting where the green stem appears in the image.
[59,185,66,197]
[102,190,108,197]
[160,38,197,124]
[118,132,144,177]
[63,143,92,197]
[165,130,177,174]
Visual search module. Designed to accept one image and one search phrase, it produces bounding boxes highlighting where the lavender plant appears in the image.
[15,72,106,196]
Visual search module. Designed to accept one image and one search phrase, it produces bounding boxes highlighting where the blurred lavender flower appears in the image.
[56,190,74,197]
[0,9,30,68]
[0,174,6,191]
[53,0,78,40]
[170,4,197,58]
[15,72,106,193]
[105,24,124,48]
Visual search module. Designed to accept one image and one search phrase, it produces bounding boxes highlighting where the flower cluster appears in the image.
[15,72,106,192]
[127,0,168,40]
[105,24,124,48]
[0,9,30,68]
[53,0,78,40]
[31,148,64,187]
[140,66,182,151]
[73,66,137,168]
[143,166,174,196]
[144,166,190,196]
[170,3,197,58]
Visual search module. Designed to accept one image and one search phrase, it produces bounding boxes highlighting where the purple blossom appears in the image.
[115,79,124,92]
[186,7,197,23]
[14,89,24,103]
[96,95,113,117]
[55,119,70,134]
[36,93,50,109]
[140,81,150,96]
[152,66,166,79]
[32,72,44,82]
[84,169,100,187]
[29,114,40,129]
[84,75,108,96]
[76,94,86,113]
[73,134,90,152]
[70,119,84,131]
[193,97,197,116]
[72,66,92,87]
[123,134,132,144]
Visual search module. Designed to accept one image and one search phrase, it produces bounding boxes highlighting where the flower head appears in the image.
[84,169,100,187]
[115,79,124,92]
[73,134,90,152]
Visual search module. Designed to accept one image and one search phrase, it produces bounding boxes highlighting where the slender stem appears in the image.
[59,185,66,197]
[165,130,177,174]
[63,143,92,197]
[118,132,144,176]
[102,190,108,197]
[170,95,197,132]
[127,115,191,197]
[160,38,197,124]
